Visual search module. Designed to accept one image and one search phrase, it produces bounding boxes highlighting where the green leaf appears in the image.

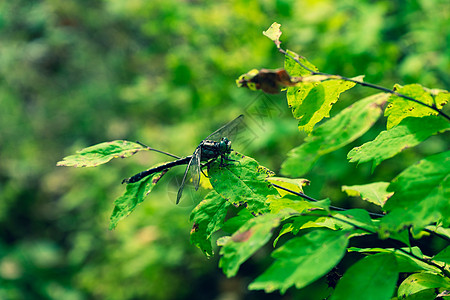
[109,169,167,229]
[398,272,450,299]
[284,53,362,133]
[342,182,393,207]
[284,49,319,76]
[385,84,449,129]
[190,190,231,257]
[349,247,442,274]
[221,209,254,234]
[434,246,450,265]
[267,177,310,195]
[267,194,328,215]
[380,151,450,234]
[348,115,450,169]
[282,93,387,176]
[208,152,278,215]
[249,229,349,294]
[57,140,145,167]
[219,214,282,277]
[332,253,398,300]
[332,209,376,233]
[263,22,282,48]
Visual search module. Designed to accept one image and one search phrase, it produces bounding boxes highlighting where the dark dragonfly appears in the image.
[122,115,244,204]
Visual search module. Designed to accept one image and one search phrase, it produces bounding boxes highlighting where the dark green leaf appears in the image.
[385,84,449,129]
[380,151,450,234]
[397,272,450,299]
[282,93,386,176]
[109,169,166,229]
[221,209,254,234]
[57,140,145,167]
[208,152,278,215]
[249,229,349,294]
[219,214,283,277]
[433,246,450,265]
[331,253,398,300]
[348,115,450,169]
[190,190,231,257]
[348,247,440,273]
[342,182,393,207]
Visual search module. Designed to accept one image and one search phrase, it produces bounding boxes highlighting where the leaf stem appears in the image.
[271,183,384,218]
[278,48,450,122]
[135,141,181,159]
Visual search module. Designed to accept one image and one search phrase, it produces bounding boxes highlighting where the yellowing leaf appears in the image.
[385,84,448,129]
[342,182,393,207]
[263,22,282,48]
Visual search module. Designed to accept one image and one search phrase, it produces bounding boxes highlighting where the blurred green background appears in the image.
[0,0,448,299]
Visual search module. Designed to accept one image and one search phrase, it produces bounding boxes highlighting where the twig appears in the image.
[278,48,450,122]
[271,183,385,218]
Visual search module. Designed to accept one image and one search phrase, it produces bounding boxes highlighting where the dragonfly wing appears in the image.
[176,149,200,204]
[205,114,244,142]
[191,146,202,191]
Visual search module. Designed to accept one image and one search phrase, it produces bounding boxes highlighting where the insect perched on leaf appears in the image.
[122,115,245,204]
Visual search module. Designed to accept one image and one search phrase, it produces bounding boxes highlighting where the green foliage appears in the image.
[282,93,388,176]
[5,1,450,299]
[56,21,449,298]
[56,141,145,167]
[249,230,350,294]
[348,115,449,168]
[342,182,392,207]
[331,253,398,300]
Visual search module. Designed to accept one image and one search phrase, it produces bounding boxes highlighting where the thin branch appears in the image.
[278,48,450,122]
[271,183,385,218]
[298,211,450,278]
[135,141,181,159]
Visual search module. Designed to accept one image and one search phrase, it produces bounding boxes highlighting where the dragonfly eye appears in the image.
[219,138,231,153]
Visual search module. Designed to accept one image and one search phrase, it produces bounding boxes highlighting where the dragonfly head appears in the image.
[219,137,232,154]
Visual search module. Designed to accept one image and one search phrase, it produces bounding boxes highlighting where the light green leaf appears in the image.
[109,169,166,229]
[342,182,393,207]
[348,115,450,169]
[267,194,328,215]
[249,229,349,294]
[284,52,362,133]
[385,84,449,129]
[433,246,450,265]
[380,151,450,234]
[190,190,231,257]
[282,93,387,176]
[208,152,278,215]
[263,22,282,48]
[398,272,450,299]
[267,177,310,195]
[57,140,145,167]
[219,214,282,277]
[332,253,398,300]
[284,49,319,76]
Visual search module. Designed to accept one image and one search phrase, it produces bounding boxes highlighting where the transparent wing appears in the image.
[176,148,201,204]
[205,114,244,142]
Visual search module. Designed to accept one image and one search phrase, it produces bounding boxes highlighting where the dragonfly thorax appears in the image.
[199,137,231,161]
